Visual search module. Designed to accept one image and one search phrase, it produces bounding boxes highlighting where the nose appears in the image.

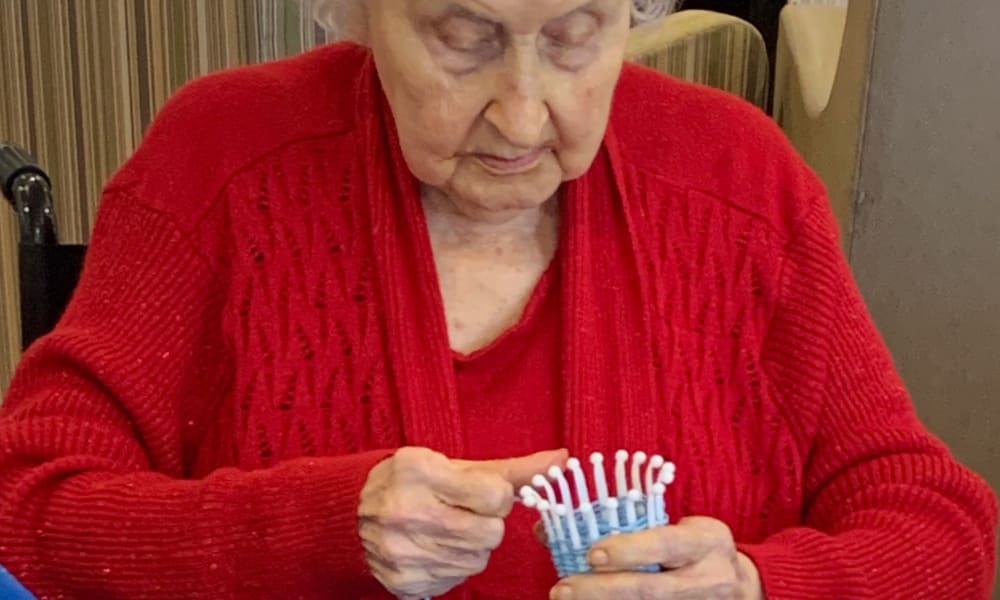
[483,48,550,148]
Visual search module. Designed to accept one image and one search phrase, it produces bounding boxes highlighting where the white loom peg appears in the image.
[538,500,566,542]
[604,497,621,532]
[656,462,675,526]
[645,455,665,494]
[590,452,610,504]
[555,503,582,550]
[579,502,600,542]
[540,505,558,540]
[533,474,560,508]
[522,487,561,542]
[614,450,629,498]
[624,489,641,526]
[630,451,647,493]
[659,461,677,485]
[651,482,667,526]
[520,486,543,509]
[549,466,575,509]
[566,458,592,508]
[644,455,664,524]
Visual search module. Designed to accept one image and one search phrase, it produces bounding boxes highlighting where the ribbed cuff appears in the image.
[737,531,864,600]
[232,449,397,594]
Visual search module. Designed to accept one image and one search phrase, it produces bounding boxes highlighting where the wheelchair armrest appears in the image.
[1,143,57,245]
[18,243,87,350]
[0,144,49,205]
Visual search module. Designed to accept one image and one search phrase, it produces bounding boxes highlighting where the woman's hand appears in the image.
[550,516,763,600]
[359,447,567,599]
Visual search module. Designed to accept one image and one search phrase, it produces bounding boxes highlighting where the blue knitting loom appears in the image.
[522,450,676,578]
[0,564,36,600]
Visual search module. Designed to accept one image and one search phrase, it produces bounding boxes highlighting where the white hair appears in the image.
[629,0,679,23]
[301,0,366,40]
[303,0,679,39]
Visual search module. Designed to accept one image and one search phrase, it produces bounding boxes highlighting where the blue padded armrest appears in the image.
[0,565,36,599]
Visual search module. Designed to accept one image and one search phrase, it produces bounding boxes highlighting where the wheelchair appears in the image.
[1,143,81,600]
[2,143,86,351]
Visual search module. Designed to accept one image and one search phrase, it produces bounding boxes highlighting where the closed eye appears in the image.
[436,13,502,54]
[544,11,600,48]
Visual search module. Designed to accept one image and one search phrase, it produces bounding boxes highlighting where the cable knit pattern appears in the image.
[219,145,401,469]
[0,42,995,599]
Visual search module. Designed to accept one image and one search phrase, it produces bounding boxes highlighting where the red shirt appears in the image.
[455,258,564,595]
[455,256,562,461]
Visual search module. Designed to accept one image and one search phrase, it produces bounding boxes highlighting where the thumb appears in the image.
[458,449,569,489]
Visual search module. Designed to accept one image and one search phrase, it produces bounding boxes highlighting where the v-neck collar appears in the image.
[450,247,561,364]
[355,49,662,459]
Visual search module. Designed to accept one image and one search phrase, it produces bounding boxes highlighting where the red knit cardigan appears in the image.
[0,42,995,599]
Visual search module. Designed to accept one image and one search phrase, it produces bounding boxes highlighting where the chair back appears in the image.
[627,10,771,110]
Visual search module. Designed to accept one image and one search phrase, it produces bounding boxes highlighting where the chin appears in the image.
[457,161,564,208]
[472,180,560,212]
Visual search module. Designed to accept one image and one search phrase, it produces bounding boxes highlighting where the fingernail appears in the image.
[589,548,609,566]
[551,585,573,600]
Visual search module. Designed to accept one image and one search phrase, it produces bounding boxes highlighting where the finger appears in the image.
[588,516,733,571]
[552,571,665,600]
[364,529,489,574]
[409,535,492,576]
[362,530,439,571]
[457,449,568,489]
[426,465,515,516]
[366,550,460,596]
[554,565,740,600]
[407,505,506,551]
[425,543,492,575]
[368,550,464,600]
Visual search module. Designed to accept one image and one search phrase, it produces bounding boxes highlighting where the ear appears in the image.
[302,0,370,44]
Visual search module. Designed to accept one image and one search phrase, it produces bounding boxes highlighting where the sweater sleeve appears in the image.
[738,199,998,599]
[0,191,393,598]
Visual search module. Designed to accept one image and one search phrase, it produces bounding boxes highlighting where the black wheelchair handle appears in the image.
[1,143,58,245]
[1,143,51,207]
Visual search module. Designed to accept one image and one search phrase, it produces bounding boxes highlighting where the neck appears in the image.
[421,187,559,251]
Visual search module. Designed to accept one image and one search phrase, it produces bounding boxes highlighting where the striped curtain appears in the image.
[627,10,770,110]
[0,0,331,391]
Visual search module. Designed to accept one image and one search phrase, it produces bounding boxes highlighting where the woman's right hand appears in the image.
[359,447,567,599]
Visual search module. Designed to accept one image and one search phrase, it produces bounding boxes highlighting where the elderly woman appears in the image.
[0,0,995,598]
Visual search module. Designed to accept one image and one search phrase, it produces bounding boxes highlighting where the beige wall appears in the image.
[850,1,1000,595]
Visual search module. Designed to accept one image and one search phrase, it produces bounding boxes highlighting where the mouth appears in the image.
[473,148,547,175]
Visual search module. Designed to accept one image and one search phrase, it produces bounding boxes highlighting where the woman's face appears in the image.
[366,0,631,221]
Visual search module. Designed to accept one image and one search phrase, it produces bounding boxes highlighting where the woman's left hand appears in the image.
[550,516,763,600]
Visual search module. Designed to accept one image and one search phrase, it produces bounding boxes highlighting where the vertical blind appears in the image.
[0,0,332,389]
